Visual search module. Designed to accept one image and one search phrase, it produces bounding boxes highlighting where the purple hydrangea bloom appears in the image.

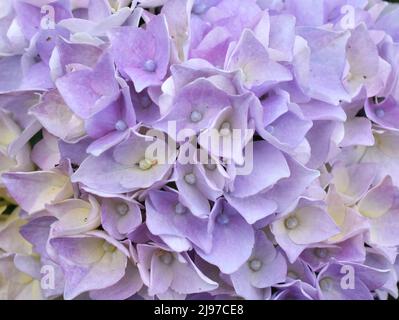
[1,0,399,301]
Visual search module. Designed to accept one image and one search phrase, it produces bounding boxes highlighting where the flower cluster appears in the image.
[1,0,399,300]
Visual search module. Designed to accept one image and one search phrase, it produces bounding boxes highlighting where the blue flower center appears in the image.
[143,59,157,72]
[184,173,196,185]
[284,216,299,230]
[115,120,127,131]
[375,108,385,118]
[217,213,230,225]
[190,110,203,123]
[248,258,262,272]
[116,203,129,216]
[175,203,186,215]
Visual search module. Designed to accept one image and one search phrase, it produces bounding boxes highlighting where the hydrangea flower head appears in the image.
[1,0,399,301]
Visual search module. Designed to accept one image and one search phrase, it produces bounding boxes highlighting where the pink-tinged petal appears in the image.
[85,81,136,139]
[191,26,231,68]
[155,78,231,135]
[13,0,71,40]
[53,37,104,77]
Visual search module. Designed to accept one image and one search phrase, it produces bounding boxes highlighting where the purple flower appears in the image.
[50,231,133,300]
[2,0,399,301]
[145,189,212,252]
[195,199,255,274]
[72,130,176,194]
[230,231,287,299]
[109,14,170,92]
[101,196,142,240]
[271,199,340,263]
[2,162,74,215]
[56,51,120,119]
[136,243,218,296]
